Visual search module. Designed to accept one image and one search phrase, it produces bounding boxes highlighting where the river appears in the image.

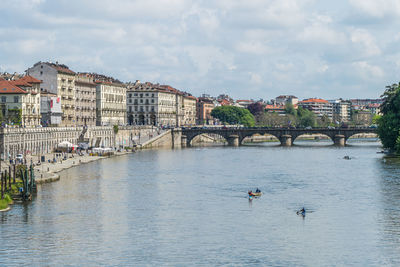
[1,139,400,266]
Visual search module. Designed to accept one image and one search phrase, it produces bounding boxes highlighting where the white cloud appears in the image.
[0,0,397,99]
[348,0,400,18]
[350,29,381,57]
[352,61,384,78]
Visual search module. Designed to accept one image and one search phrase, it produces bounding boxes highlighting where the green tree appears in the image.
[285,103,297,116]
[377,83,400,152]
[296,107,316,127]
[211,106,255,127]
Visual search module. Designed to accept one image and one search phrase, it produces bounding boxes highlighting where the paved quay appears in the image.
[31,151,132,184]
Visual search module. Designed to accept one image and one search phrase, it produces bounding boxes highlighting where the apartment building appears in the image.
[10,75,41,126]
[75,74,97,126]
[26,62,76,126]
[126,81,195,127]
[95,78,126,126]
[330,99,351,123]
[298,98,333,119]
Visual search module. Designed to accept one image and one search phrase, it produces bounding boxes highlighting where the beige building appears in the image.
[10,75,41,126]
[95,80,126,126]
[27,62,76,126]
[183,96,197,126]
[127,81,195,127]
[75,74,97,126]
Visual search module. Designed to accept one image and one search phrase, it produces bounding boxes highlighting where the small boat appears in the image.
[248,190,262,197]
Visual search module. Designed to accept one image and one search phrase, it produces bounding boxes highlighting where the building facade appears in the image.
[95,80,126,126]
[298,98,333,119]
[40,92,62,126]
[127,82,177,126]
[330,99,351,123]
[0,80,28,126]
[26,62,76,126]
[10,75,41,126]
[75,74,97,126]
[196,97,215,125]
[183,96,197,126]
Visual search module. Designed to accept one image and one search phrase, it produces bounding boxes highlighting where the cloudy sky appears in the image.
[1,0,400,100]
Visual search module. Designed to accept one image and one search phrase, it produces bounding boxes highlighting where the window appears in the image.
[129,93,132,98]
[145,93,149,96]
[140,94,143,98]
[151,106,154,112]
[14,96,19,103]
[134,99,138,104]
[40,71,43,75]
[134,93,138,96]
[134,106,138,111]
[140,99,143,104]
[151,93,154,97]
[129,99,132,103]
[145,106,149,112]
[140,106,143,112]
[145,99,149,104]
[1,96,6,103]
[151,99,154,103]
[129,106,132,112]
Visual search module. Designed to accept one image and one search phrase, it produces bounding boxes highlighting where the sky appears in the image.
[1,0,400,100]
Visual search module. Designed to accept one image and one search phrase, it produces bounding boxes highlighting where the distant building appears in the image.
[0,80,29,126]
[40,92,62,126]
[26,61,76,126]
[10,75,42,126]
[183,95,197,126]
[197,97,215,125]
[126,81,193,127]
[298,98,333,119]
[366,103,381,115]
[265,104,286,115]
[75,74,97,126]
[235,100,254,108]
[95,78,126,126]
[275,95,298,106]
[329,99,351,123]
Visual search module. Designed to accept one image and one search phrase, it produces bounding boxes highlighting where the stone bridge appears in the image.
[181,127,378,147]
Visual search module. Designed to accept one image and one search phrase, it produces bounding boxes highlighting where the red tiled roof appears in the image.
[300,98,329,103]
[0,80,28,94]
[20,75,41,84]
[52,65,75,75]
[236,100,252,102]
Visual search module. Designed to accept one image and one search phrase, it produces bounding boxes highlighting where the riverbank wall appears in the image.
[0,125,163,163]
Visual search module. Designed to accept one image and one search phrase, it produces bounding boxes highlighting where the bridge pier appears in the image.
[280,135,292,147]
[227,135,239,147]
[181,135,188,148]
[334,134,345,146]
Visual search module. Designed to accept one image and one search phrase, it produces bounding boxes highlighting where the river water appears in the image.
[1,139,400,266]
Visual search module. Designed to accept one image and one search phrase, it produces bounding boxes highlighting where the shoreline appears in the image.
[34,151,133,184]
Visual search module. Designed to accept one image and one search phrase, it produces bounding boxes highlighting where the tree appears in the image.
[296,107,316,127]
[247,102,265,116]
[377,83,400,152]
[285,103,297,116]
[211,106,255,127]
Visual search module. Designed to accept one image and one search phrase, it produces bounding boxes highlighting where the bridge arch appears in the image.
[239,132,280,145]
[292,132,335,145]
[345,131,378,141]
[184,131,229,147]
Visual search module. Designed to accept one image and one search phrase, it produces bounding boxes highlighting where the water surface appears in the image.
[1,140,400,266]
